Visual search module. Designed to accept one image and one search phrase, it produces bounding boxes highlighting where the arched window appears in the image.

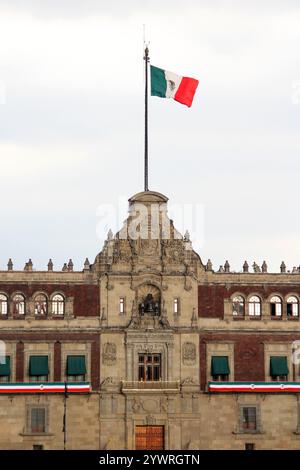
[52,294,65,315]
[0,294,8,315]
[287,296,299,317]
[270,296,282,317]
[34,294,47,315]
[248,296,261,316]
[12,294,25,315]
[232,295,245,316]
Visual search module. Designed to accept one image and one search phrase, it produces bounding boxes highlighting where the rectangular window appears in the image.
[271,303,282,317]
[242,407,257,431]
[287,303,298,317]
[270,356,288,381]
[211,356,230,381]
[119,297,125,315]
[66,355,86,381]
[29,356,49,382]
[30,408,46,434]
[173,298,179,315]
[0,356,10,382]
[138,354,161,381]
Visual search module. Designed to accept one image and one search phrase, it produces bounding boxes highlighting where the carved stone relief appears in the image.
[182,342,196,365]
[102,343,117,365]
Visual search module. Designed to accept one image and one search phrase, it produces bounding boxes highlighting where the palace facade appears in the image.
[0,190,300,450]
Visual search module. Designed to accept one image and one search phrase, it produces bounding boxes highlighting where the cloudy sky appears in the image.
[0,0,300,272]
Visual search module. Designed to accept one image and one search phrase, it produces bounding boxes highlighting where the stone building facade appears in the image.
[0,190,300,449]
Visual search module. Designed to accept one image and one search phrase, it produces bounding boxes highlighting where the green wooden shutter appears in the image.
[29,356,49,376]
[270,356,288,376]
[211,356,230,375]
[66,356,86,375]
[0,356,10,376]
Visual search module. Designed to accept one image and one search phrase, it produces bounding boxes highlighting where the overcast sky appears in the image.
[0,1,300,272]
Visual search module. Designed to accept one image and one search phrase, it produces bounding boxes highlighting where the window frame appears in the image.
[270,295,282,318]
[211,355,230,382]
[0,355,11,382]
[119,297,125,315]
[29,355,49,383]
[173,298,180,315]
[12,293,25,315]
[34,293,48,316]
[270,355,289,382]
[248,295,261,317]
[232,295,245,317]
[0,294,8,315]
[27,405,49,435]
[138,353,162,382]
[239,404,261,434]
[286,295,299,318]
[51,293,65,316]
[66,355,87,382]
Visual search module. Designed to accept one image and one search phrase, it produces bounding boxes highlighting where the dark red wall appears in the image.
[198,285,227,318]
[198,284,300,318]
[0,283,100,317]
[200,332,300,390]
[0,333,100,390]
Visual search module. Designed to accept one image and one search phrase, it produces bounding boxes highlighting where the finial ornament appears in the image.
[184,230,190,242]
[224,260,230,273]
[7,258,13,271]
[107,229,113,240]
[280,261,286,273]
[84,258,90,271]
[243,261,249,273]
[261,261,267,273]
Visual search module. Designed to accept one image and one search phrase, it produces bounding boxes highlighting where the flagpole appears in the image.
[144,45,149,191]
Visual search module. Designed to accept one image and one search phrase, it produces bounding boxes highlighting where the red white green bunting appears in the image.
[209,382,300,393]
[0,382,91,394]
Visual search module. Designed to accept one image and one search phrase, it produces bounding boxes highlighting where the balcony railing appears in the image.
[122,380,180,391]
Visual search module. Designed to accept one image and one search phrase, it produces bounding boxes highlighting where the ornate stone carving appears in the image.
[146,415,156,425]
[161,397,168,413]
[140,239,159,257]
[102,342,117,365]
[182,342,196,365]
[100,377,120,391]
[181,377,196,385]
[241,348,256,360]
[132,397,142,413]
[142,399,158,413]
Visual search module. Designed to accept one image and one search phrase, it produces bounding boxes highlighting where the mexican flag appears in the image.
[150,65,199,107]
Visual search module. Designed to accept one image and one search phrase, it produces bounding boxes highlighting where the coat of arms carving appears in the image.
[182,342,196,365]
[102,342,117,365]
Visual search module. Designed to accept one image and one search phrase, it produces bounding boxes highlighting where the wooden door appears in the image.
[135,425,164,450]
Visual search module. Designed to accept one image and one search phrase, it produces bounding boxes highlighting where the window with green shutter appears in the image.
[66,355,86,382]
[29,356,49,382]
[270,356,288,381]
[211,356,230,381]
[0,356,10,383]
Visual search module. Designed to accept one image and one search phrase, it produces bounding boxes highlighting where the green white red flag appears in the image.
[150,65,199,107]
